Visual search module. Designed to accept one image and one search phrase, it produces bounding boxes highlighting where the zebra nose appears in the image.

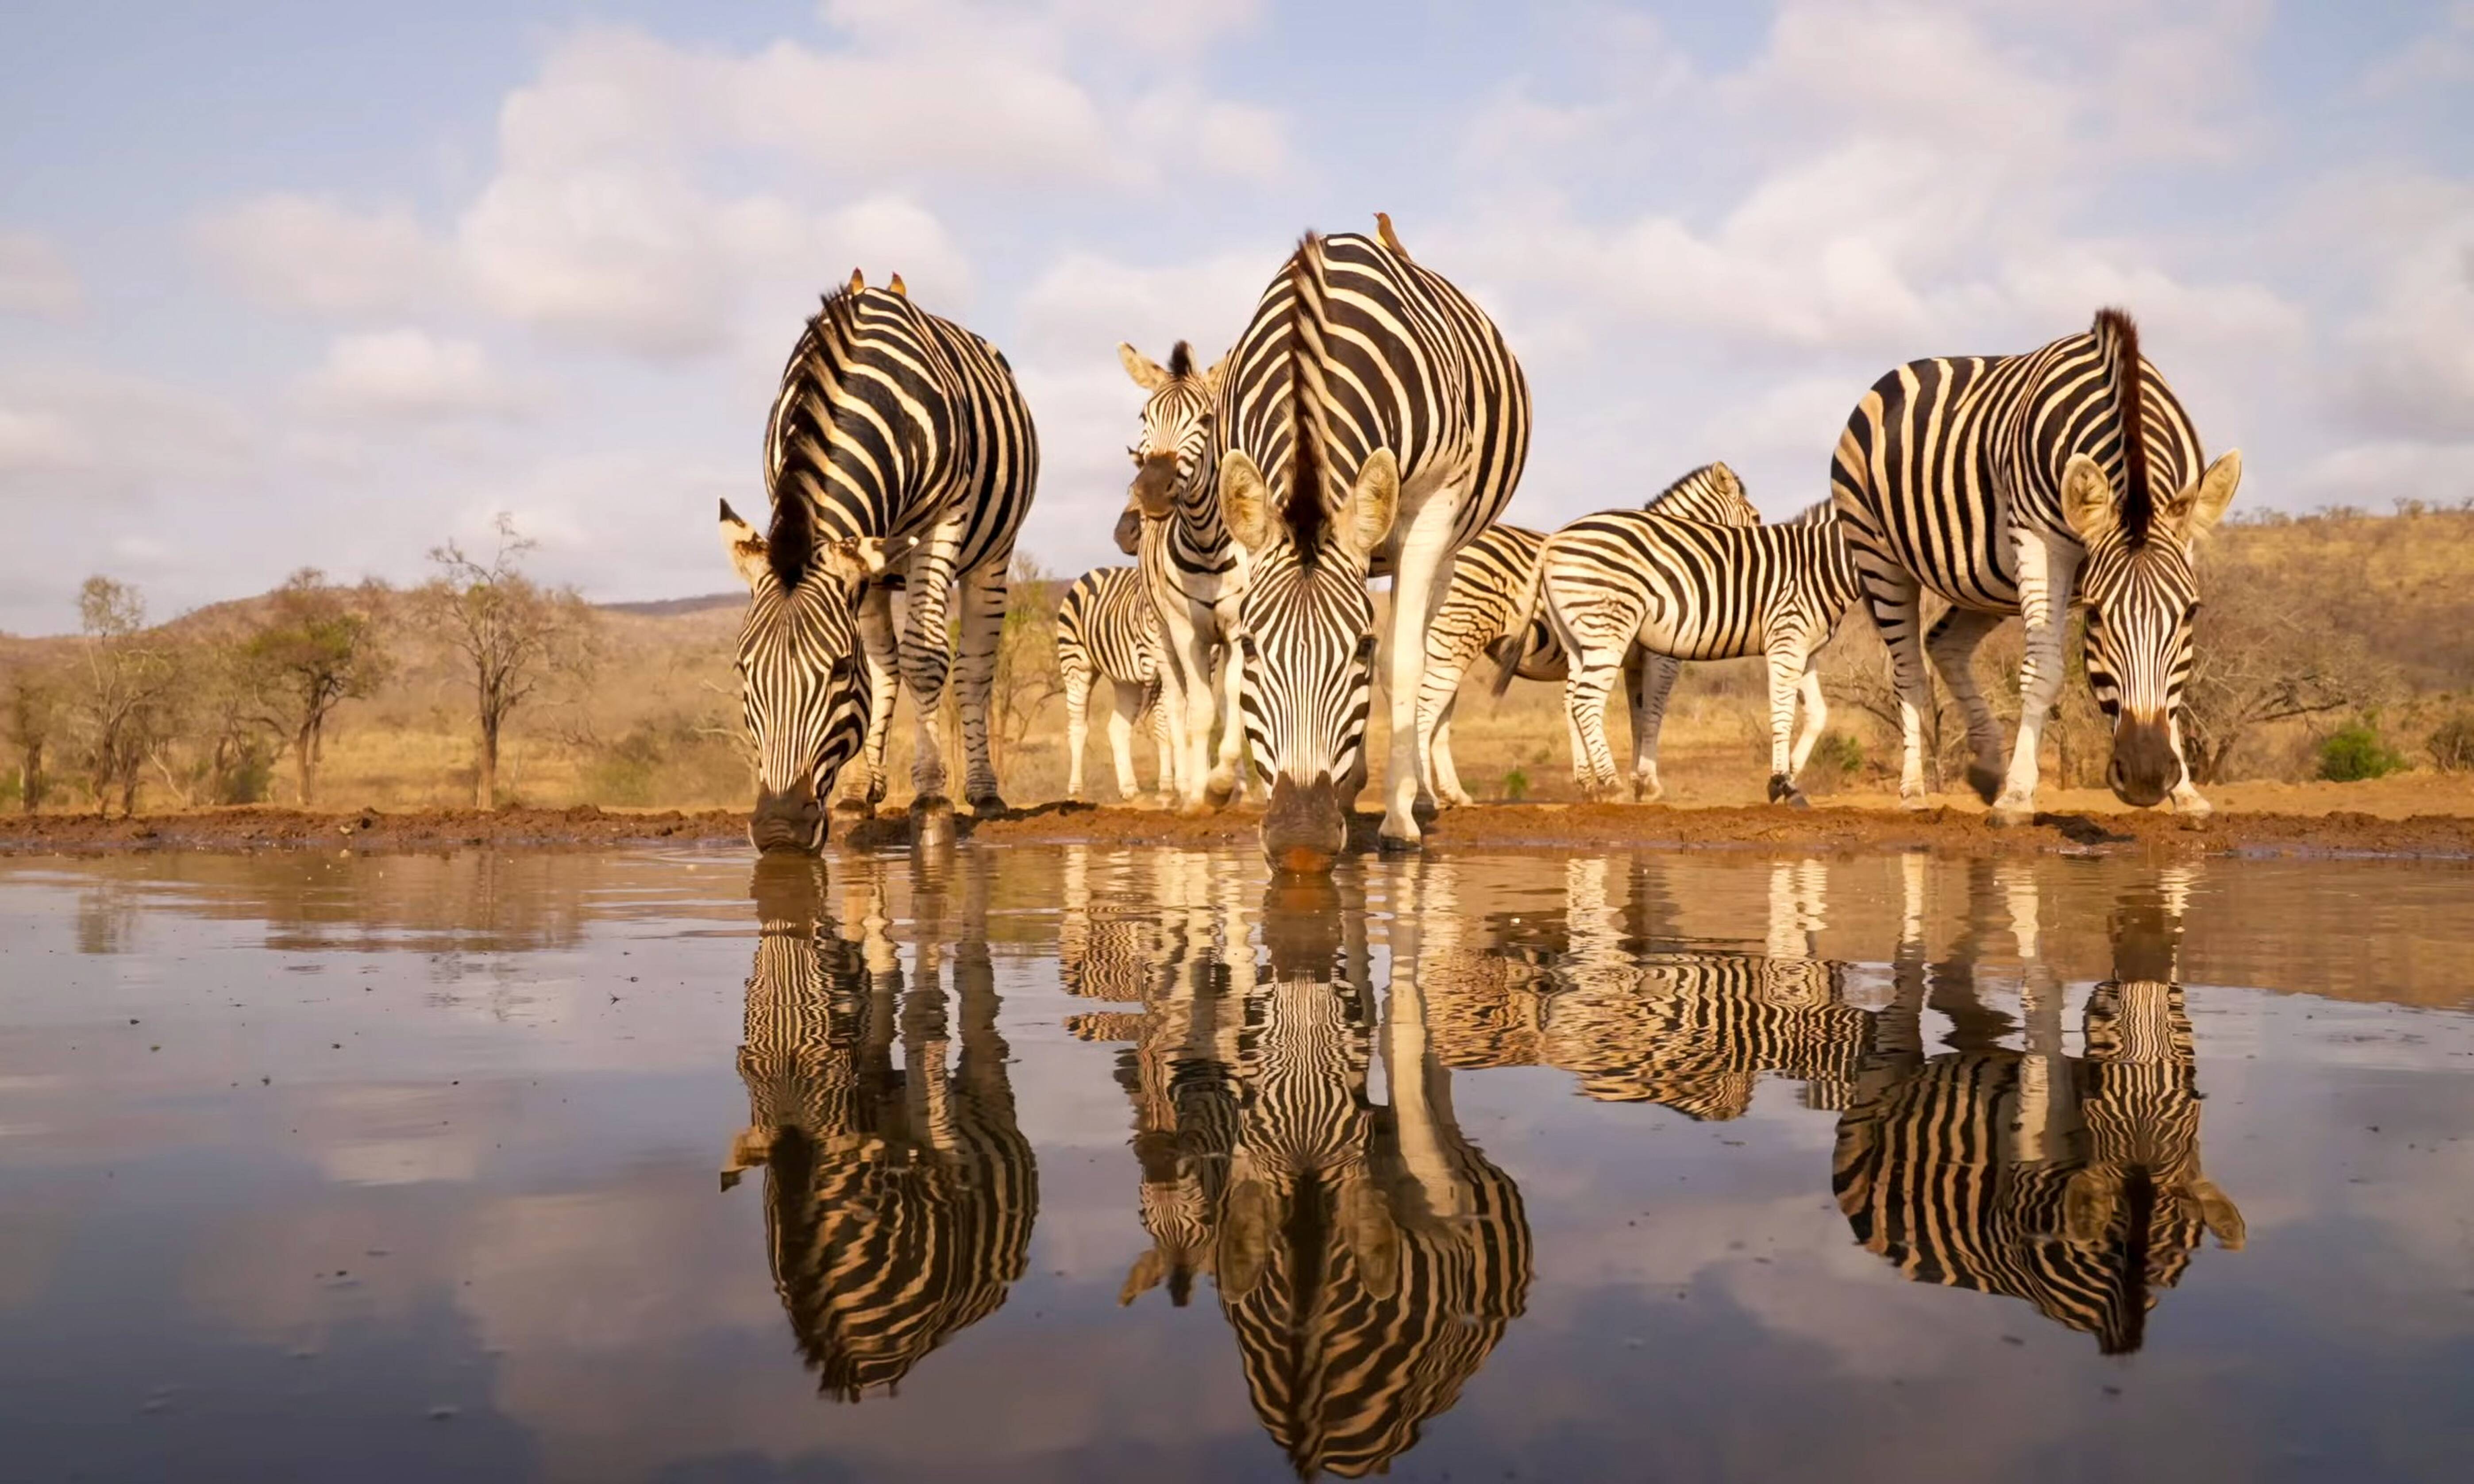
[750,783,826,854]
[2107,715,2180,808]
[1112,503,1143,555]
[1130,454,1179,516]
[1262,772,1345,875]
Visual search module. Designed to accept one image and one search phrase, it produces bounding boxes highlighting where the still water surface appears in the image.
[1,846,2470,1482]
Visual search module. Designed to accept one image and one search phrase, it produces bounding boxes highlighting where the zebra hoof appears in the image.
[1766,773,1796,803]
[1204,780,1237,809]
[1377,830,1423,855]
[1966,763,2004,805]
[1898,791,1934,813]
[1412,796,1439,826]
[1987,804,2035,829]
[909,795,956,846]
[965,792,1007,818]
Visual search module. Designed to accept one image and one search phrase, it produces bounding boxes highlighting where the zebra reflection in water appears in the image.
[721,854,1037,1400]
[1071,863,1531,1479]
[1834,860,2245,1353]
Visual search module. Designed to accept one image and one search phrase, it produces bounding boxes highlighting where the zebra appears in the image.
[721,269,1038,852]
[1117,338,1246,813]
[1831,307,2243,823]
[1832,868,2244,1353]
[721,853,1038,1399]
[1054,565,1171,804]
[1069,867,1531,1477]
[1211,219,1530,870]
[1415,461,1761,808]
[1509,494,1863,805]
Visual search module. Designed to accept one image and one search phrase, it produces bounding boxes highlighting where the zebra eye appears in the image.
[1353,635,1379,665]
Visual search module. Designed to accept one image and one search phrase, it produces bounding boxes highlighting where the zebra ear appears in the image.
[1118,1248,1165,1307]
[1340,449,1400,564]
[1118,342,1171,392]
[1340,1175,1401,1299]
[2168,449,2242,541]
[2190,1177,2247,1250]
[719,499,772,591]
[2059,454,2119,548]
[1202,352,1230,399]
[1218,1176,1273,1300]
[1221,450,1275,554]
[2062,1166,2118,1245]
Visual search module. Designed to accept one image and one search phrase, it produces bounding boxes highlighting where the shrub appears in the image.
[1807,731,1865,786]
[2318,719,2407,783]
[2428,714,2474,773]
[1501,767,1530,802]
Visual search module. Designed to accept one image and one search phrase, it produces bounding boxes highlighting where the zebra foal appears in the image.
[1054,565,1170,803]
[1508,495,1861,805]
[1832,308,2242,822]
[1414,461,1759,807]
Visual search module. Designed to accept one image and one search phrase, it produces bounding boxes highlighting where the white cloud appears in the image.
[0,231,81,318]
[191,195,444,316]
[294,330,534,421]
[2333,180,2474,440]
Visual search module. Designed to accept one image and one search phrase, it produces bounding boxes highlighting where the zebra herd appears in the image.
[719,847,2243,1462]
[721,217,2244,868]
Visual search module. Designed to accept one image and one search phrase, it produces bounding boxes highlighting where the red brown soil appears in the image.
[4,800,2472,860]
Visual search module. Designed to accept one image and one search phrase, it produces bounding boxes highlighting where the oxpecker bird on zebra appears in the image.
[1218,223,1531,871]
[731,269,1039,852]
[1832,308,2241,822]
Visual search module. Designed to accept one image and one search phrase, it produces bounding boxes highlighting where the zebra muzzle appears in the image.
[750,782,827,854]
[2106,715,2181,809]
[1262,772,1345,875]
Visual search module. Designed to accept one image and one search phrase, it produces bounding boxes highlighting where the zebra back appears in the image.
[1056,565,1163,697]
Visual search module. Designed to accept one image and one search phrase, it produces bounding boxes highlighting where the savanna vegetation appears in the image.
[3,502,2470,818]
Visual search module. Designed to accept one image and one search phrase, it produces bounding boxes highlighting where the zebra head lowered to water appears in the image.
[1833,308,2241,822]
[718,497,886,854]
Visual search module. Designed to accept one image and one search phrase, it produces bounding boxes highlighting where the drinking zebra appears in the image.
[1832,867,2244,1353]
[1507,496,1861,804]
[1055,565,1171,804]
[1831,308,2243,822]
[1414,461,1760,808]
[1117,338,1245,812]
[720,854,1039,1399]
[1213,219,1530,869]
[720,269,1038,853]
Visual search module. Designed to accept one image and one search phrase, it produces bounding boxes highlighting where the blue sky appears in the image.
[2,0,2469,633]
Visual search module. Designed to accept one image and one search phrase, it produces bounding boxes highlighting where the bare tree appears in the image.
[70,577,184,817]
[987,553,1064,773]
[4,662,66,814]
[416,515,595,809]
[240,569,390,805]
[2179,565,2393,784]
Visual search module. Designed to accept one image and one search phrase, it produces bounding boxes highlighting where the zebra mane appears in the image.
[1785,498,1838,527]
[1284,233,1336,566]
[1168,339,1194,380]
[767,487,816,590]
[2093,307,2154,547]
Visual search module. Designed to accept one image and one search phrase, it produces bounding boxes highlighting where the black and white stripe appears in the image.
[1831,307,2243,820]
[732,272,1039,847]
[1216,221,1532,865]
[1415,461,1761,807]
[1055,565,1170,803]
[721,861,1039,1399]
[1518,493,1861,804]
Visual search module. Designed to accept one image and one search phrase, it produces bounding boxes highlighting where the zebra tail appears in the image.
[1488,557,1545,700]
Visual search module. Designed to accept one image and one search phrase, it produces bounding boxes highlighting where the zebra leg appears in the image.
[1206,628,1244,807]
[1414,631,1476,814]
[1989,533,2083,826]
[1063,662,1094,802]
[841,581,902,817]
[1562,650,1624,800]
[1106,680,1145,803]
[1144,678,1175,806]
[896,523,967,813]
[1925,605,2008,806]
[1860,571,1938,810]
[1789,657,1829,777]
[1429,697,1475,809]
[1765,642,1812,807]
[2166,711,2212,818]
[1627,650,1680,803]
[952,558,1009,813]
[1380,510,1464,849]
[1169,615,1221,815]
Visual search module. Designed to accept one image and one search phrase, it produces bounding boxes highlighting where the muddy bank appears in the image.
[5,800,2474,860]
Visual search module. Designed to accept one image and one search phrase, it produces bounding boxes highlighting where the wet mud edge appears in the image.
[3,801,2472,861]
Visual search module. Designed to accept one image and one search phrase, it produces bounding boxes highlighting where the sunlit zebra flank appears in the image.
[1055,565,1170,804]
[1507,492,1861,804]
[1415,461,1760,807]
[723,269,1039,853]
[1831,307,2242,822]
[721,857,1037,1399]
[1832,871,2244,1354]
[1214,217,1532,869]
[1117,338,1245,813]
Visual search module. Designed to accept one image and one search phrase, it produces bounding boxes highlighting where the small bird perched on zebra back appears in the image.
[1415,460,1759,810]
[1499,475,1862,807]
[1054,565,1172,804]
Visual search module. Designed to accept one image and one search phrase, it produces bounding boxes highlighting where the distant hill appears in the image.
[597,592,741,618]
